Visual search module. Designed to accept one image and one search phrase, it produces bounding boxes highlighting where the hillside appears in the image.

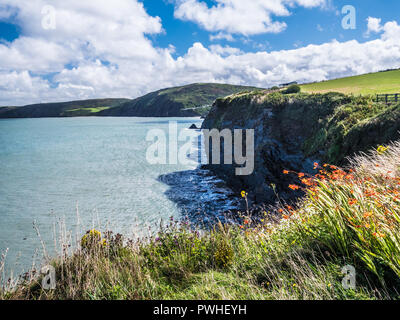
[99,83,261,117]
[300,69,400,95]
[0,99,129,118]
[0,83,261,119]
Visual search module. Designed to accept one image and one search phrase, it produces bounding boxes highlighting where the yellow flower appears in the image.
[241,191,248,198]
[377,145,389,154]
[81,229,103,250]
[88,229,101,238]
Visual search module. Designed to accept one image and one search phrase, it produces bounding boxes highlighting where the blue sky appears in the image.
[0,0,399,105]
[139,0,400,55]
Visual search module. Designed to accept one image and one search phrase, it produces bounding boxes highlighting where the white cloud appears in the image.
[209,32,235,42]
[209,45,242,56]
[365,17,383,37]
[174,0,327,36]
[0,2,399,106]
[364,17,400,42]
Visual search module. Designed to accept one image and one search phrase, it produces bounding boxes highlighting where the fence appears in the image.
[376,94,400,104]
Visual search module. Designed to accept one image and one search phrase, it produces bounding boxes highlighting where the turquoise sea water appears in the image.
[0,117,238,278]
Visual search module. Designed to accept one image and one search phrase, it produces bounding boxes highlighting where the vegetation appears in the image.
[2,141,400,300]
[99,83,262,117]
[283,84,301,94]
[63,107,111,116]
[301,69,400,95]
[0,99,129,118]
[206,91,400,164]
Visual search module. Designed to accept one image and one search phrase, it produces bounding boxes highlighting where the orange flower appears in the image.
[298,172,305,178]
[283,214,290,220]
[301,178,313,186]
[313,162,319,169]
[278,208,284,213]
[289,184,300,191]
[283,170,289,175]
[348,198,358,206]
[244,219,249,225]
[363,212,372,218]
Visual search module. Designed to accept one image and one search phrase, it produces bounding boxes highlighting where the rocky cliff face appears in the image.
[201,91,400,204]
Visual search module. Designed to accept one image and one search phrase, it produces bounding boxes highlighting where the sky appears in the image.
[0,0,399,106]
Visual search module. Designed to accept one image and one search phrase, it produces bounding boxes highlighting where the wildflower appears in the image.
[363,212,372,218]
[241,191,248,198]
[301,178,313,186]
[313,162,319,170]
[298,172,305,178]
[348,198,358,206]
[289,184,300,191]
[377,145,389,154]
[244,219,249,225]
[283,170,289,175]
[81,229,104,250]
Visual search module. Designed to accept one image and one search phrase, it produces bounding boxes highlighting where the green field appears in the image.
[301,69,400,95]
[63,106,111,116]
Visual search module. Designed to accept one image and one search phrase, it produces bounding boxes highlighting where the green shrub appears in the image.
[214,239,234,269]
[283,84,301,94]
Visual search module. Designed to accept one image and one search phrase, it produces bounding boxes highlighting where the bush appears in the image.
[283,84,301,94]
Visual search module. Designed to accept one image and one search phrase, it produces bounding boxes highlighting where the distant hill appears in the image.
[0,83,261,119]
[0,99,130,118]
[301,69,400,95]
[99,83,262,117]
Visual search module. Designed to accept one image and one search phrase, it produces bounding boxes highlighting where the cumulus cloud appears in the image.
[0,1,399,106]
[174,0,327,36]
[365,17,383,37]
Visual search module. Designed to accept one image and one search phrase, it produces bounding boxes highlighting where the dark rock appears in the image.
[189,123,199,129]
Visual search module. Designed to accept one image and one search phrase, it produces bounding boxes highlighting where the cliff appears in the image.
[201,91,400,204]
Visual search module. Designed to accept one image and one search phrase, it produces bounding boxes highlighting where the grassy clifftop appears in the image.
[301,69,400,95]
[3,141,400,300]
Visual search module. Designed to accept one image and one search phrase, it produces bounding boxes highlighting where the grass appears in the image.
[2,141,400,300]
[63,106,111,116]
[301,69,400,95]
